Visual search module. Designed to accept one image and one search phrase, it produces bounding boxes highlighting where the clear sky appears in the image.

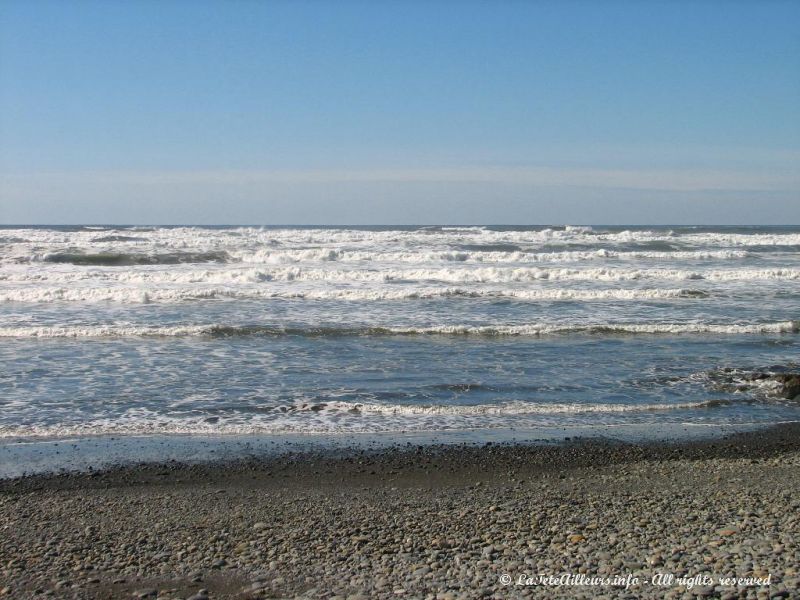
[1,0,798,224]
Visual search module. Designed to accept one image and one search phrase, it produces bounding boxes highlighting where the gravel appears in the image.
[1,424,799,599]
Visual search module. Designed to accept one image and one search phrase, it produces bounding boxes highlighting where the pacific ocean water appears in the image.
[1,225,798,446]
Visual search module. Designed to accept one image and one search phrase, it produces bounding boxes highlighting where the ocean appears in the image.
[1,225,799,448]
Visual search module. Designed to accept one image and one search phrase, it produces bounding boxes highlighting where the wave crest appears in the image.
[1,321,796,338]
[0,286,710,304]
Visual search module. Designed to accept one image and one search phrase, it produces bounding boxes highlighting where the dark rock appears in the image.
[776,374,800,400]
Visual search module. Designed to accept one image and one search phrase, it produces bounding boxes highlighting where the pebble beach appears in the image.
[2,424,799,600]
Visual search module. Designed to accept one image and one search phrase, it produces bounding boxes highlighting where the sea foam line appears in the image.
[0,399,725,439]
[5,225,800,249]
[285,398,726,416]
[12,247,756,265]
[0,321,796,338]
[2,266,799,284]
[0,286,709,303]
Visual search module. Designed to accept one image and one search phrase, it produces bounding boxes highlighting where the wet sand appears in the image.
[1,424,799,599]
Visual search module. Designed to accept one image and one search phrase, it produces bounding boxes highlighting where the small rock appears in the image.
[568,534,585,543]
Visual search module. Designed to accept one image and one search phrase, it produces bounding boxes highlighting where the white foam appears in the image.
[0,321,795,338]
[0,325,210,338]
[295,399,720,416]
[221,248,754,264]
[5,225,800,246]
[3,226,800,268]
[2,265,797,285]
[383,322,800,336]
[0,398,722,439]
[0,286,707,304]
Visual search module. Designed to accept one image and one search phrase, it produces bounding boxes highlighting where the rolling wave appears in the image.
[1,321,796,338]
[4,225,800,248]
[227,248,755,264]
[0,398,726,439]
[286,398,727,415]
[6,247,760,265]
[0,286,710,303]
[2,266,798,284]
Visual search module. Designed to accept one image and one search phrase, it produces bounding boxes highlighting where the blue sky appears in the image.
[1,0,798,224]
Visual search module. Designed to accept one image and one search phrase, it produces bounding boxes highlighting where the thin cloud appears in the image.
[2,166,799,193]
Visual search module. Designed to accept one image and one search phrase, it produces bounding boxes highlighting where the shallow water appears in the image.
[1,225,799,440]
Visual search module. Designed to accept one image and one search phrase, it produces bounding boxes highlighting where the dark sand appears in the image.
[1,424,799,599]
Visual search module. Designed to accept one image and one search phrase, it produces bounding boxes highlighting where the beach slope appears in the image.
[1,425,799,599]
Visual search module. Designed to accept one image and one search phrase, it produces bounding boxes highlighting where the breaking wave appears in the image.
[1,321,796,338]
[0,398,726,439]
[2,266,798,285]
[284,398,727,416]
[0,286,710,304]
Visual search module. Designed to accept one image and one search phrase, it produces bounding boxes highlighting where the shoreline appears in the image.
[3,422,800,492]
[1,424,799,598]
[0,420,782,480]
